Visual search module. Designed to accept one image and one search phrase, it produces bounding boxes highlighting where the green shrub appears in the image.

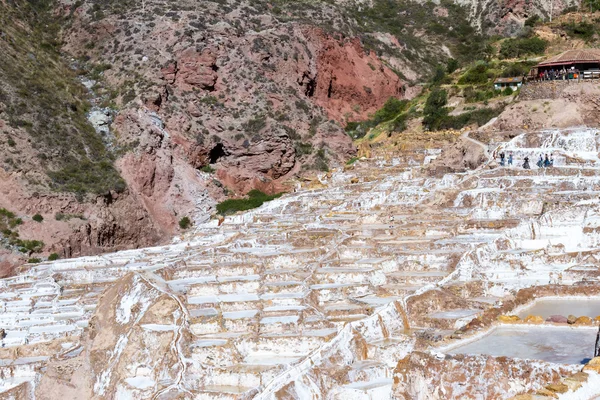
[446,58,459,74]
[502,87,514,96]
[243,115,267,134]
[390,113,408,132]
[561,22,596,40]
[458,62,491,84]
[438,107,503,130]
[346,157,359,165]
[178,216,191,229]
[524,15,540,27]
[0,208,22,232]
[294,142,313,156]
[28,258,41,264]
[200,165,215,173]
[583,0,600,12]
[500,61,535,77]
[18,240,44,254]
[32,214,43,222]
[345,97,409,139]
[430,65,446,86]
[48,253,60,261]
[314,148,329,172]
[216,190,283,216]
[0,208,16,219]
[422,89,448,131]
[49,160,126,195]
[372,97,409,125]
[499,37,547,59]
[55,212,85,221]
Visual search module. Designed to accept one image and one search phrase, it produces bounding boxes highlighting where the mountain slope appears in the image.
[0,0,566,273]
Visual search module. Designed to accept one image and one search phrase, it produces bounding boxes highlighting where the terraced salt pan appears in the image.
[445,325,597,364]
[5,128,600,398]
[516,297,600,319]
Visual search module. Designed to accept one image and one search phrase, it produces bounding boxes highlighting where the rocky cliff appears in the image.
[455,0,581,35]
[0,0,541,272]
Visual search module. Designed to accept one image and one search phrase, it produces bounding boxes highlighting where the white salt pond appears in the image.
[430,309,481,319]
[446,326,597,364]
[517,298,600,319]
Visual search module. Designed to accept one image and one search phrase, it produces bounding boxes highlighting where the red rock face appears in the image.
[309,30,406,122]
[162,48,219,92]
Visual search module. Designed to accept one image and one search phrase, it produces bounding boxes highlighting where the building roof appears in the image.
[537,49,600,67]
[494,77,523,84]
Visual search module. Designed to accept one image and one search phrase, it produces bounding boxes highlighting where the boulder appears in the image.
[546,315,568,324]
[574,316,593,326]
[523,315,544,324]
[545,383,568,394]
[567,314,578,324]
[498,315,521,323]
[583,357,600,373]
[535,388,559,398]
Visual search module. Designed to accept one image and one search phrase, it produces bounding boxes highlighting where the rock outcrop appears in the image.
[455,0,580,35]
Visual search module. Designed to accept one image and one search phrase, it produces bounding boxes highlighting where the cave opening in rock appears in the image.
[299,71,317,98]
[209,143,226,164]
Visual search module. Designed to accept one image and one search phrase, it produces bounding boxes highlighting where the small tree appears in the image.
[48,253,60,261]
[446,58,459,74]
[422,89,448,131]
[179,216,191,229]
[430,65,446,86]
[32,214,44,223]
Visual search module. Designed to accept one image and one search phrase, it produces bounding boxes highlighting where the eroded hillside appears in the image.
[0,0,498,273]
[0,0,590,273]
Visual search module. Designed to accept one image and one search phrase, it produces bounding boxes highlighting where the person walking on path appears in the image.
[523,156,530,169]
[544,154,551,168]
[508,152,513,166]
[500,152,505,167]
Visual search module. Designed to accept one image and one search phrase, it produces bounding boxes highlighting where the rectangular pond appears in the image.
[446,325,597,365]
[517,298,600,319]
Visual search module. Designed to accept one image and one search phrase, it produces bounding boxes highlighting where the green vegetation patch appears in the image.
[179,217,191,229]
[346,97,409,139]
[216,190,283,216]
[0,0,125,197]
[499,37,547,59]
[346,157,359,165]
[0,208,45,254]
[423,88,503,131]
[561,21,597,40]
[439,107,503,130]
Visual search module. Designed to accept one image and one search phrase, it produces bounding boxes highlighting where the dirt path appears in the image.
[461,131,491,162]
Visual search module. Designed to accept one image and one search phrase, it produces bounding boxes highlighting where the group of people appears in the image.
[536,154,554,168]
[537,67,580,82]
[498,152,513,166]
[497,152,554,170]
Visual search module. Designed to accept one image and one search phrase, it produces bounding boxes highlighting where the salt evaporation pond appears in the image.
[517,298,600,319]
[447,326,597,364]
